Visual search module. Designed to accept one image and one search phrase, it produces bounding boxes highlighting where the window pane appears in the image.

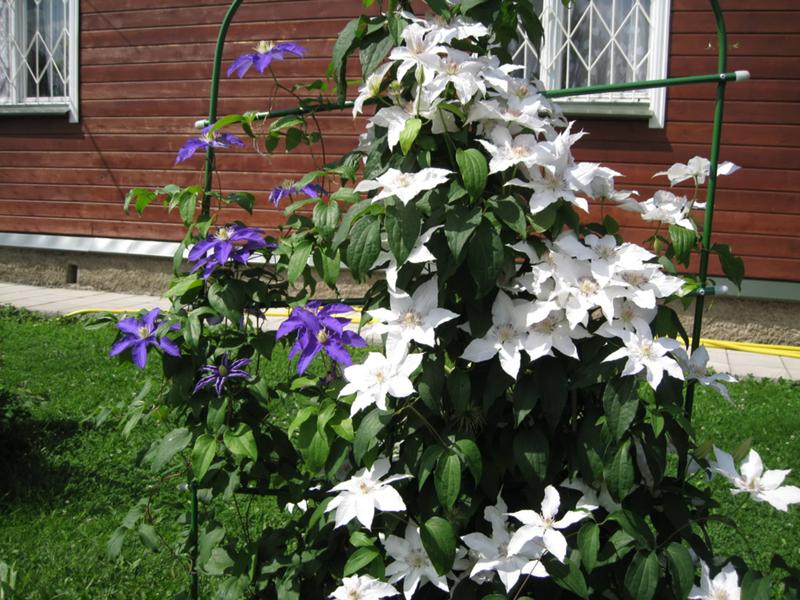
[24,0,67,99]
[517,0,653,92]
[0,1,12,100]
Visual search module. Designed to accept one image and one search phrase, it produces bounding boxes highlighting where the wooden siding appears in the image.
[0,0,798,283]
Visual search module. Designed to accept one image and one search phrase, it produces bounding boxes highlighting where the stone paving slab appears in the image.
[0,281,797,380]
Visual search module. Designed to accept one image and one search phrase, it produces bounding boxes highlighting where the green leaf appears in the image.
[713,242,745,290]
[346,214,381,281]
[360,32,394,80]
[304,430,331,472]
[152,427,191,472]
[741,570,772,600]
[343,547,380,576]
[602,377,639,442]
[493,197,527,238]
[399,117,423,155]
[513,427,548,484]
[208,280,246,323]
[313,201,341,239]
[314,247,342,289]
[668,224,696,265]
[354,408,388,465]
[665,542,694,600]
[420,517,456,576]
[454,438,482,484]
[124,187,155,215]
[468,219,505,295]
[177,190,197,225]
[287,237,313,284]
[460,0,489,12]
[456,148,488,200]
[285,127,303,151]
[385,201,421,265]
[349,531,374,548]
[578,522,600,573]
[329,17,363,104]
[624,551,659,600]
[192,434,217,480]
[515,0,545,53]
[419,445,445,490]
[444,205,481,261]
[204,547,235,576]
[549,557,590,599]
[333,198,373,249]
[609,510,655,549]
[434,452,461,510]
[106,527,126,559]
[138,523,160,552]
[605,439,635,501]
[223,423,258,461]
[225,192,255,214]
[166,274,203,299]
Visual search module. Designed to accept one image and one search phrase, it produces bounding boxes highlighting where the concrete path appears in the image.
[1,281,798,380]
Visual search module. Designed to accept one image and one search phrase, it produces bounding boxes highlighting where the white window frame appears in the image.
[0,0,79,123]
[516,0,671,128]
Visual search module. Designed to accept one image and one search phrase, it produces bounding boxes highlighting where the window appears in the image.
[0,0,79,122]
[513,0,671,128]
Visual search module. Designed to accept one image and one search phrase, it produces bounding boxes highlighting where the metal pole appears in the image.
[202,0,245,219]
[684,0,729,421]
[193,71,749,130]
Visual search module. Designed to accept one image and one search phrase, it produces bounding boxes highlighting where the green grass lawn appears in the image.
[0,306,799,598]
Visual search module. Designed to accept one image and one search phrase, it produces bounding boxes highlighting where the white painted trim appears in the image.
[69,0,79,123]
[647,0,671,129]
[0,233,181,258]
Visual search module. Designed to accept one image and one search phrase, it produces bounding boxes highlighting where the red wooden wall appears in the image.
[0,0,797,282]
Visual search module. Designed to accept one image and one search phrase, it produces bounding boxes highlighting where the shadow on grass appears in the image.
[0,386,86,503]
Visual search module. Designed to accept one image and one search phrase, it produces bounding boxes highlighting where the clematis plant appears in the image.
[107,1,797,598]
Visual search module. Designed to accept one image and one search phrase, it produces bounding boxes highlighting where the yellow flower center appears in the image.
[317,330,329,344]
[577,277,599,296]
[218,365,229,377]
[255,40,275,53]
[138,326,150,339]
[400,311,421,329]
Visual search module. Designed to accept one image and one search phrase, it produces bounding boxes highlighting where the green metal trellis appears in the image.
[190,1,749,597]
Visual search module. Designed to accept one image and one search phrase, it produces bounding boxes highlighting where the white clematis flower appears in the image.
[330,574,399,600]
[368,277,458,355]
[477,125,542,173]
[326,457,411,530]
[461,290,544,378]
[672,346,737,401]
[384,524,449,599]
[421,47,486,104]
[655,156,740,186]
[634,190,698,231]
[507,485,590,562]
[596,298,657,339]
[561,478,622,514]
[525,306,588,363]
[353,63,393,117]
[389,23,445,81]
[462,493,548,593]
[689,561,741,600]
[711,447,800,512]
[355,167,452,205]
[399,11,490,45]
[340,349,423,416]
[603,330,684,390]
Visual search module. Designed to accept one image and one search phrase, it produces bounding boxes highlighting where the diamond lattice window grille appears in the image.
[514,0,671,127]
[0,0,78,121]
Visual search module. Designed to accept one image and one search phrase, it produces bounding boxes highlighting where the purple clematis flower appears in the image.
[176,124,245,164]
[193,353,252,396]
[268,182,326,207]
[109,308,180,369]
[227,41,308,78]
[188,224,270,279]
[276,301,367,375]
